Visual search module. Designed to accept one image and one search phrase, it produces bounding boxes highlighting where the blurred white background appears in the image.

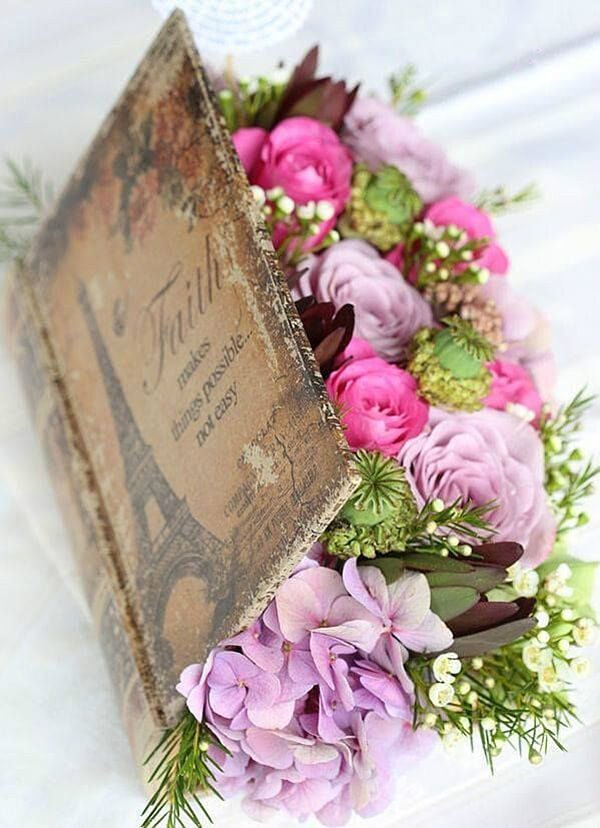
[1,2,600,827]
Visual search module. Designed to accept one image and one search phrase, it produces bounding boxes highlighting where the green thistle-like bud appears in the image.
[341,450,411,525]
[408,321,493,411]
[322,452,418,559]
[339,164,422,251]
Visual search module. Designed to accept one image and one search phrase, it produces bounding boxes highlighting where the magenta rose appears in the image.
[425,197,509,275]
[398,407,555,567]
[295,239,432,362]
[241,116,353,214]
[485,359,543,423]
[326,339,429,455]
[343,96,474,204]
[232,127,268,175]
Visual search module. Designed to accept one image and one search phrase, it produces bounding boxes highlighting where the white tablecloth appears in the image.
[1,6,600,828]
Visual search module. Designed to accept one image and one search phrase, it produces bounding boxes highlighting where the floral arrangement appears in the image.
[1,49,597,828]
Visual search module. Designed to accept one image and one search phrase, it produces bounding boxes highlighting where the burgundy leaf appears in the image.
[471,542,524,569]
[448,599,520,638]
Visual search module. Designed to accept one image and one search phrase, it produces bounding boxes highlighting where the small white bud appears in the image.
[431,498,445,513]
[250,185,266,207]
[426,521,437,534]
[448,535,460,548]
[315,200,335,221]
[277,195,295,215]
[460,544,473,557]
[480,717,497,733]
[423,712,438,727]
[296,201,316,220]
[484,677,495,689]
[471,657,483,671]
[557,638,571,654]
[537,630,550,645]
[529,751,543,765]
[457,680,471,696]
[425,261,437,274]
[461,249,474,261]
[476,267,490,284]
[328,229,340,243]
[534,609,550,629]
[435,241,451,258]
[266,186,284,200]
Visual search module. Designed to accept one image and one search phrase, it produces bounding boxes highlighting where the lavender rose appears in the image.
[295,239,432,362]
[398,407,555,567]
[343,96,474,204]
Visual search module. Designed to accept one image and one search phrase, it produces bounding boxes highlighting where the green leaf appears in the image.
[426,566,506,593]
[429,586,480,620]
[364,556,406,584]
[402,552,473,573]
[451,617,536,656]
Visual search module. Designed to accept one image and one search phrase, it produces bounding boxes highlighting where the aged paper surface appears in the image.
[16,11,357,728]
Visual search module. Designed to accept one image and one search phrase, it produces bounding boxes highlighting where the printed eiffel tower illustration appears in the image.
[77,282,232,681]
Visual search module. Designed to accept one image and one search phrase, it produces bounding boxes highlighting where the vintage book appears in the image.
[5,10,357,766]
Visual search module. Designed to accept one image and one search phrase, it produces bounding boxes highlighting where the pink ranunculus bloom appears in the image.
[384,242,405,272]
[425,196,509,275]
[326,338,429,456]
[232,126,268,176]
[398,407,556,567]
[343,96,474,204]
[485,359,543,423]
[483,274,557,401]
[343,560,453,691]
[294,239,432,362]
[250,116,353,215]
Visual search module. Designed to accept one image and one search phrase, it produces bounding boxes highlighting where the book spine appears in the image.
[4,268,159,771]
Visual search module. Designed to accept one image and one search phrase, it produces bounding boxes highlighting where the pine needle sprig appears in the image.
[141,711,226,828]
[408,498,496,555]
[540,388,599,535]
[388,64,427,115]
[0,157,53,263]
[475,182,539,216]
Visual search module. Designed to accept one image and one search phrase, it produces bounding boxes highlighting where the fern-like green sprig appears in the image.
[0,157,53,263]
[475,182,539,216]
[388,64,427,115]
[141,711,226,828]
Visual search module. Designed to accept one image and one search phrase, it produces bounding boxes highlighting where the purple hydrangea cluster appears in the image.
[177,554,451,825]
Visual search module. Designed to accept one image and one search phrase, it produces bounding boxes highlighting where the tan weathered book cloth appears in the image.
[5,10,356,767]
